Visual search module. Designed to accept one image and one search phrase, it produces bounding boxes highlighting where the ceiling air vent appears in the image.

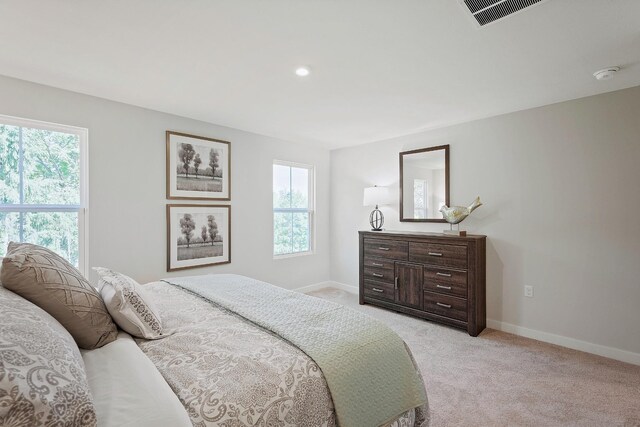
[462,0,548,26]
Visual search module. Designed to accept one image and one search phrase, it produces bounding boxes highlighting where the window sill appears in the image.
[273,250,314,260]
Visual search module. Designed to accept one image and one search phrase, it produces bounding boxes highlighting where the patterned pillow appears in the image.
[94,268,168,339]
[0,285,98,426]
[1,242,117,350]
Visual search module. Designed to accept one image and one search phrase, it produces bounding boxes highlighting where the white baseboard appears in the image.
[487,319,640,366]
[294,281,359,295]
[294,282,639,366]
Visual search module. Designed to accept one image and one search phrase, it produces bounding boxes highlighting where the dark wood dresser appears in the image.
[359,230,486,336]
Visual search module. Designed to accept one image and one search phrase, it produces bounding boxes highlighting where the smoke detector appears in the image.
[593,67,620,81]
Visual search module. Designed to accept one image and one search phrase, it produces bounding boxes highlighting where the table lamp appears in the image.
[363,186,391,231]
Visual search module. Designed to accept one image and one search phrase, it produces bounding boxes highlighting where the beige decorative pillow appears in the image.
[0,285,98,426]
[94,267,167,339]
[0,242,117,349]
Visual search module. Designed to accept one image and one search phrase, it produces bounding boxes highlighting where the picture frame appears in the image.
[166,131,231,200]
[166,204,231,271]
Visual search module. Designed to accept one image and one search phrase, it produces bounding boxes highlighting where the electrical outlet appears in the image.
[524,285,534,298]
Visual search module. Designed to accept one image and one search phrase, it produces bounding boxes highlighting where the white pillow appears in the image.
[81,332,192,427]
[93,267,167,339]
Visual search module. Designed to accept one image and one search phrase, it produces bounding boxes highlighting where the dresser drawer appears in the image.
[363,280,395,302]
[409,242,467,269]
[424,268,467,298]
[363,266,395,284]
[364,239,408,260]
[363,258,394,271]
[423,291,467,322]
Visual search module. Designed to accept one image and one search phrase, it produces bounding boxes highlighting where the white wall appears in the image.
[330,86,640,359]
[0,75,330,289]
[2,73,638,361]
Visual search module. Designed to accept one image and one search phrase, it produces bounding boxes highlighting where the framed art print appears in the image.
[166,131,230,200]
[167,204,231,271]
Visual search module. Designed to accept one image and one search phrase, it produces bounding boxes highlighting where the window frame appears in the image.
[413,178,428,219]
[272,159,315,259]
[0,114,89,275]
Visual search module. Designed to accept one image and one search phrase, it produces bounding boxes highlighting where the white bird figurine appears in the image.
[440,197,483,225]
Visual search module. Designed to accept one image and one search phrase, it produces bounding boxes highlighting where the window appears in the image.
[0,115,88,274]
[273,161,314,257]
[413,179,427,219]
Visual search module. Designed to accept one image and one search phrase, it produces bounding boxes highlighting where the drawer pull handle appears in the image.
[428,252,443,257]
[372,273,384,278]
[372,288,384,293]
[436,272,451,277]
[436,302,452,308]
[371,262,384,267]
[378,247,390,251]
[394,277,398,290]
[436,284,452,290]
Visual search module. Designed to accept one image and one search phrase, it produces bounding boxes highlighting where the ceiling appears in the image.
[0,0,638,149]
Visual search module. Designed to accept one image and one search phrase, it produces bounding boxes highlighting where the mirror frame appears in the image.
[399,144,450,223]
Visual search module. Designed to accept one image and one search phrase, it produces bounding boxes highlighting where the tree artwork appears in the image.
[180,213,196,248]
[209,149,220,180]
[193,153,202,178]
[170,132,228,196]
[171,207,228,269]
[201,225,208,244]
[207,215,218,245]
[179,143,195,178]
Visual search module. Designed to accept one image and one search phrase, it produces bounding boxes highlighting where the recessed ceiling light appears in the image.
[295,67,310,77]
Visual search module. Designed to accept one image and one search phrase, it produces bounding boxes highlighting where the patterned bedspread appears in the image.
[137,281,427,427]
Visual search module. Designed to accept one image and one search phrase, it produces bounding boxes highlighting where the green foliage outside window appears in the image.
[0,124,80,266]
[273,189,310,255]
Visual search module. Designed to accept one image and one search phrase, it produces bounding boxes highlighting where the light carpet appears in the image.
[306,288,640,427]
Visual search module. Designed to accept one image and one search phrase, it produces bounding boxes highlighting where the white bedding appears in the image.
[81,332,191,427]
[135,279,426,426]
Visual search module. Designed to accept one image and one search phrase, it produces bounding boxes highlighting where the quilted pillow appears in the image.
[0,242,117,349]
[0,285,98,426]
[94,268,167,339]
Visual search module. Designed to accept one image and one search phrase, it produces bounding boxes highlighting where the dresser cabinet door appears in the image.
[395,262,423,310]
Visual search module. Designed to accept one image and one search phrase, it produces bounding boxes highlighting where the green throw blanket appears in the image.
[163,274,428,427]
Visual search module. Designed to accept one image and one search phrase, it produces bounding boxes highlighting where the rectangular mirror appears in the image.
[399,145,449,222]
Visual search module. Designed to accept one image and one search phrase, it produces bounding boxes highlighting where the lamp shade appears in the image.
[363,186,391,207]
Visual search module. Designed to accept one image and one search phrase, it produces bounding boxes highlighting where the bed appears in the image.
[1,270,429,427]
